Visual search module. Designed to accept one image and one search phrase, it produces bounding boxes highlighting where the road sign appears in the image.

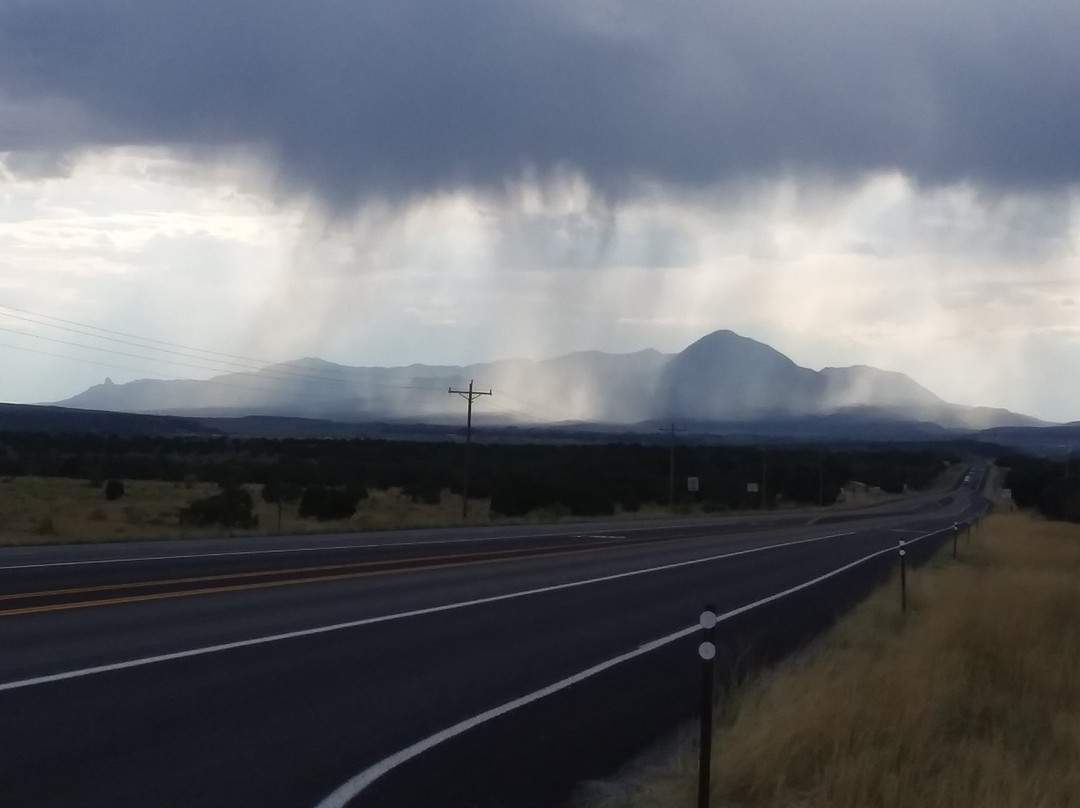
[687,476,700,492]
[746,482,759,493]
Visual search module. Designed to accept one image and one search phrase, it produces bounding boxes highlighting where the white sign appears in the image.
[687,476,700,492]
[746,482,759,493]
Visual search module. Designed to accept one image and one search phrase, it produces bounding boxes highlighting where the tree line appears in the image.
[1000,453,1080,522]
[0,432,957,519]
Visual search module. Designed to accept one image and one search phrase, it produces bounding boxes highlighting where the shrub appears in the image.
[104,479,125,501]
[58,455,83,478]
[561,486,617,517]
[402,479,442,505]
[489,473,555,517]
[123,505,149,525]
[299,486,359,520]
[179,486,258,528]
[261,481,303,504]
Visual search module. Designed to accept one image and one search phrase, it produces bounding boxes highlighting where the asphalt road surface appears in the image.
[0,479,987,808]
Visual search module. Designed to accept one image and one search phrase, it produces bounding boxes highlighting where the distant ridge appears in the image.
[0,403,217,436]
[49,329,1046,434]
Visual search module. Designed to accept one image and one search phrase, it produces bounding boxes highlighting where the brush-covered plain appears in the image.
[584,511,1080,808]
[0,476,492,544]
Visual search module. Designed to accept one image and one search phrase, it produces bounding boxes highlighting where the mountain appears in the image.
[648,331,1044,430]
[818,365,945,410]
[0,403,218,436]
[656,331,824,420]
[50,329,1045,433]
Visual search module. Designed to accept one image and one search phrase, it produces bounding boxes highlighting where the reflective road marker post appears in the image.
[952,522,959,560]
[899,541,907,614]
[698,606,718,808]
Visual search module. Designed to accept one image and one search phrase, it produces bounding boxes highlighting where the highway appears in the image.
[0,482,986,808]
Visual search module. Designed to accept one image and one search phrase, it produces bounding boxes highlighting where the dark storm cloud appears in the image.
[0,0,1078,206]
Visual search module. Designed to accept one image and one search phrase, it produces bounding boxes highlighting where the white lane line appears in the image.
[0,530,854,693]
[0,520,767,571]
[315,625,702,808]
[314,526,942,808]
[0,531,587,571]
[2,496,943,571]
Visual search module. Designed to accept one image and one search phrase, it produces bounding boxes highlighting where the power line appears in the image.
[0,306,645,423]
[494,389,578,424]
[0,323,269,377]
[0,310,359,386]
[0,312,441,393]
[0,304,450,389]
[0,305,661,431]
[0,303,302,369]
[480,400,546,422]
[0,309,308,380]
[0,340,427,408]
[2,337,685,440]
[0,340,194,383]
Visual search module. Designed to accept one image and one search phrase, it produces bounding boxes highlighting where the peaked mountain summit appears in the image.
[52,329,1043,433]
[649,330,1034,431]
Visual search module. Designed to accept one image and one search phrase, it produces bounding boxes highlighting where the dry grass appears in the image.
[0,462,966,546]
[0,476,679,545]
[0,476,219,544]
[0,476,489,544]
[587,511,1080,808]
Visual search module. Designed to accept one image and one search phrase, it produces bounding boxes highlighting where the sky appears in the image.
[0,0,1078,422]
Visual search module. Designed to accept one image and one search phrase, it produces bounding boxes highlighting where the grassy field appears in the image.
[584,511,1080,808]
[0,475,690,545]
[0,476,489,544]
[0,462,964,546]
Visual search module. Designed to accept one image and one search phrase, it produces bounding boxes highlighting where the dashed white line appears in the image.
[0,531,581,571]
[0,494,944,572]
[0,520,762,571]
[0,529,853,693]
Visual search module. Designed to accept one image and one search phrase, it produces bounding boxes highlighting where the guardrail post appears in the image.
[898,540,907,614]
[698,606,718,808]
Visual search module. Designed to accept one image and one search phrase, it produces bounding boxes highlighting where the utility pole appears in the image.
[448,380,491,520]
[660,422,684,508]
[818,450,824,507]
[761,448,768,510]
